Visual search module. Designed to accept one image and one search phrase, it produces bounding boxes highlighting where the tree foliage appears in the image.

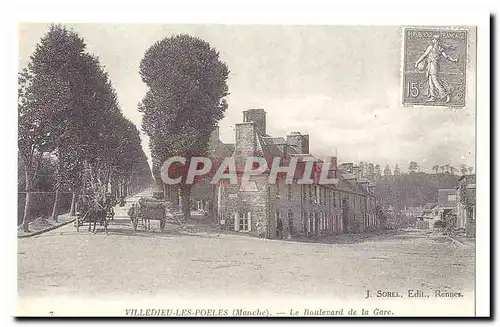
[139,34,230,219]
[18,24,152,229]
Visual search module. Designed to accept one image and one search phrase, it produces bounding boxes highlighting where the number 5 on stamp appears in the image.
[402,27,468,108]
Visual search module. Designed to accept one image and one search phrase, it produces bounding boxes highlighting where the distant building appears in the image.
[415,188,463,230]
[417,203,438,229]
[436,188,458,227]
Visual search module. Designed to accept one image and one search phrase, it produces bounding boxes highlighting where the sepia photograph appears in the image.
[13,9,490,318]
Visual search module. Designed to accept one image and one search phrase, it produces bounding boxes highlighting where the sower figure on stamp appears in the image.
[415,34,459,103]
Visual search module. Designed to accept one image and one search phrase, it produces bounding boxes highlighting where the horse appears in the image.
[88,204,108,234]
[79,197,109,234]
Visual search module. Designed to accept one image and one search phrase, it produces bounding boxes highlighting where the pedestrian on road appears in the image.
[128,203,138,231]
[277,216,284,239]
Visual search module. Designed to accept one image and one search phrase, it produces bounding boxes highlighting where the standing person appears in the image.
[414,34,459,103]
[277,216,284,239]
[128,203,138,231]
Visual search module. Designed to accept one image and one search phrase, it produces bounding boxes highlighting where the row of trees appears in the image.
[138,34,230,219]
[18,25,152,231]
[375,172,461,210]
[352,161,474,180]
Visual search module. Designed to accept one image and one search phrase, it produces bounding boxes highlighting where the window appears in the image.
[235,211,251,232]
[333,191,336,207]
[448,194,457,202]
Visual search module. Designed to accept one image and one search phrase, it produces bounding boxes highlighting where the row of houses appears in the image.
[401,175,476,236]
[167,108,381,239]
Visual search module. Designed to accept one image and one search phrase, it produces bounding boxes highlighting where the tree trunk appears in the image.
[51,189,60,222]
[21,153,41,232]
[51,151,64,222]
[21,171,32,232]
[171,186,180,210]
[180,185,191,220]
[69,192,76,216]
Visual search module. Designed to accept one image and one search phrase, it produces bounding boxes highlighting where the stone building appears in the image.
[436,188,458,227]
[189,109,378,239]
[456,174,476,236]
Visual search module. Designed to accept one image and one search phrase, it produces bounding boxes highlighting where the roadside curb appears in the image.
[18,218,76,239]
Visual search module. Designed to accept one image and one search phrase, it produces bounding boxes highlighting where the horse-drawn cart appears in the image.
[130,197,168,232]
[74,193,115,233]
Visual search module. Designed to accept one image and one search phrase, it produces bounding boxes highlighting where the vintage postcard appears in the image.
[14,14,489,319]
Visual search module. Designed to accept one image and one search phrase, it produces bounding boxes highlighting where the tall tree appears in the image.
[18,49,75,230]
[27,25,89,222]
[432,165,440,174]
[383,164,392,177]
[393,164,401,176]
[18,69,52,231]
[139,34,230,219]
[19,24,152,228]
[439,165,446,174]
[374,164,382,180]
[408,161,419,173]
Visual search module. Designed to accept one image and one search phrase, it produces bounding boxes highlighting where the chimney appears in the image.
[235,122,257,170]
[243,109,266,135]
[327,156,337,180]
[286,132,309,154]
[210,125,220,143]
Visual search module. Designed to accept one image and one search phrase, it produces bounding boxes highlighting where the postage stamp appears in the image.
[402,27,468,108]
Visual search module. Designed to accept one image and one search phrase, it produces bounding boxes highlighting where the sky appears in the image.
[18,23,476,172]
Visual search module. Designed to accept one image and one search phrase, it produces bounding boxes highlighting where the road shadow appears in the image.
[283,230,411,245]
